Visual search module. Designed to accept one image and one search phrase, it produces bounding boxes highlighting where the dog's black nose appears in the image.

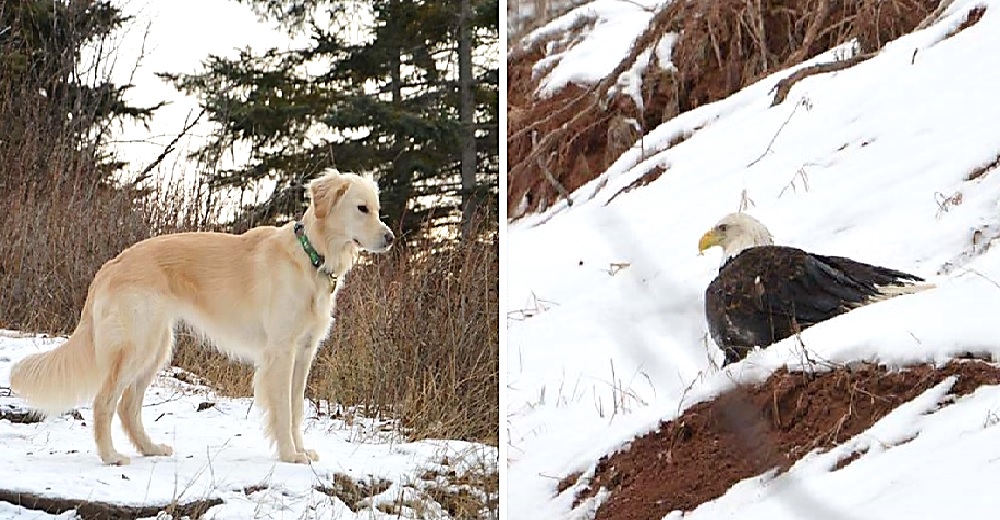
[384,231,395,245]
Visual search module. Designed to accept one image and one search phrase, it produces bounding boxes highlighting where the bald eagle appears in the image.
[698,213,931,365]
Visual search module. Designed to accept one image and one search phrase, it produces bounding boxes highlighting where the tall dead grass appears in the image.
[318,221,500,445]
[0,175,214,333]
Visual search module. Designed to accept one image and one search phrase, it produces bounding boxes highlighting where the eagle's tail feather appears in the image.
[870,281,935,302]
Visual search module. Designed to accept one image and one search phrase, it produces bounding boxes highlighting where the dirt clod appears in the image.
[574,360,1000,520]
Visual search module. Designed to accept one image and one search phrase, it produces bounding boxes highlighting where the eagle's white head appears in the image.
[698,213,774,266]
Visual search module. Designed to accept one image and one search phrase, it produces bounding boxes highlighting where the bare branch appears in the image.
[532,130,573,206]
[771,53,874,107]
[134,107,208,185]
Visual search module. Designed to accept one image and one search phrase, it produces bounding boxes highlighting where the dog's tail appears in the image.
[9,316,102,417]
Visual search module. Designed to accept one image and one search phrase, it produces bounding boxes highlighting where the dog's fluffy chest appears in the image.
[307,276,340,320]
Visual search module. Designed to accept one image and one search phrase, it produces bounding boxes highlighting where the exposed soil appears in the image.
[508,0,943,218]
[567,360,1000,520]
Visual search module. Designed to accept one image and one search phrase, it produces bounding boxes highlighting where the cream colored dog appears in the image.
[10,171,393,465]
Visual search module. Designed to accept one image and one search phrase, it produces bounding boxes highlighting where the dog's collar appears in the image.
[294,222,324,268]
[294,222,338,292]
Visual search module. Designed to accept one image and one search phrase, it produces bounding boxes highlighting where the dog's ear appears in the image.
[309,175,350,219]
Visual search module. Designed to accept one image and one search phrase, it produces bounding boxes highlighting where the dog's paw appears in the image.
[279,451,312,464]
[101,452,131,466]
[304,449,319,461]
[143,443,173,457]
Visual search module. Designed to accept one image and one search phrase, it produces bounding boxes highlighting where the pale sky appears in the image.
[106,0,299,184]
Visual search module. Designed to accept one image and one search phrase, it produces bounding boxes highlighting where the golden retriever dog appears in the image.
[9,171,393,465]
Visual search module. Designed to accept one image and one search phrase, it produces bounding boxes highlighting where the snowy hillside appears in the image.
[507,1,1000,518]
[0,333,497,519]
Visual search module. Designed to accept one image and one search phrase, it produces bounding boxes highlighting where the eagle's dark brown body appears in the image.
[706,246,925,365]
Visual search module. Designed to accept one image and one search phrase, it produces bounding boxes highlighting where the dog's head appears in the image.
[307,171,394,254]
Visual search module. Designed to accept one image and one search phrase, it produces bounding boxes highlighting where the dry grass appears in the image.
[315,473,393,513]
[0,176,215,333]
[171,333,256,397]
[315,219,499,445]
[378,446,500,519]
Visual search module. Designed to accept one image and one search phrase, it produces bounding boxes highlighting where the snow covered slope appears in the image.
[0,333,497,519]
[507,1,1000,518]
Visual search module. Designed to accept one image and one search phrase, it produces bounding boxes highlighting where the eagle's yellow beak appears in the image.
[698,229,721,255]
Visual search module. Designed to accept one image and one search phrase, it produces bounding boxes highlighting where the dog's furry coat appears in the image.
[10,172,393,464]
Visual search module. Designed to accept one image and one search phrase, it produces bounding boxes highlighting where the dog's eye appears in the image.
[357,205,369,214]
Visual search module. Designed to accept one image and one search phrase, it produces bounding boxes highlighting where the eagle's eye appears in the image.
[717,224,729,232]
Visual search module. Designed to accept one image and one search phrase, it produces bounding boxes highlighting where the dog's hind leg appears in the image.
[290,338,320,461]
[255,347,309,463]
[92,344,131,465]
[118,327,174,457]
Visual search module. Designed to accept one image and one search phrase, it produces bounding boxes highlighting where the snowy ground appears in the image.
[508,0,1000,518]
[0,333,497,519]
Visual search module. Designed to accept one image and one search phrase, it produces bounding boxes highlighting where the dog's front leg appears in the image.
[290,338,321,461]
[254,349,309,463]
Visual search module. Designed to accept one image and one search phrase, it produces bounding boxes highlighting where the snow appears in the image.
[655,33,679,71]
[527,0,664,97]
[0,333,497,519]
[508,1,1000,519]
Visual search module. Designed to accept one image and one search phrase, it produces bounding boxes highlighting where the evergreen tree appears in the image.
[0,0,163,192]
[162,0,499,238]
